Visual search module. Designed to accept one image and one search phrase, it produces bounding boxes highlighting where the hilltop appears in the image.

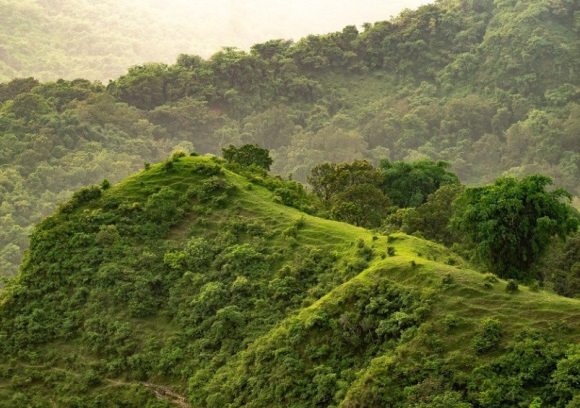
[0,155,578,407]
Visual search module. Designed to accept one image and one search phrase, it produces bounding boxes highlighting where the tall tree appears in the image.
[452,175,578,280]
[308,160,382,206]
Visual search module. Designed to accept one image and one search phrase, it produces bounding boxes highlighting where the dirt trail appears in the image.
[107,379,191,408]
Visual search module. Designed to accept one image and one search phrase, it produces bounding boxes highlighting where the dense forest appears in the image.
[2,0,580,278]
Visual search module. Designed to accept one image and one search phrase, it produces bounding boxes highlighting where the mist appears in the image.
[156,0,435,55]
[1,0,434,81]
[148,0,432,57]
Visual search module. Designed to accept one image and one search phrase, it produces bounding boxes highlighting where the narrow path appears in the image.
[107,379,191,408]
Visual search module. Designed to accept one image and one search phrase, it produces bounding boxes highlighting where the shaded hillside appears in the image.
[0,0,579,279]
[0,155,578,407]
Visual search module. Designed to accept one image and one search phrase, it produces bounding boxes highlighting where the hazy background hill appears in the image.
[0,0,432,82]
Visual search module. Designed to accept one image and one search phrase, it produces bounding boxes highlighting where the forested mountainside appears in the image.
[0,0,579,279]
[0,154,578,407]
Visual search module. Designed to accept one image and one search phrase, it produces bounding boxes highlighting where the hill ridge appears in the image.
[0,155,578,407]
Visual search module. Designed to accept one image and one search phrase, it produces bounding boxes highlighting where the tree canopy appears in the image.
[453,175,579,280]
[222,144,273,171]
[381,159,460,207]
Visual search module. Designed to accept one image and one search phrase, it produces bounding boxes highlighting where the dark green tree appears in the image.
[330,184,391,228]
[222,144,273,171]
[453,175,579,280]
[381,160,459,207]
[308,160,382,206]
[403,184,464,246]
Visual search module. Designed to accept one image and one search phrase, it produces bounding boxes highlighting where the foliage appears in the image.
[381,160,460,208]
[1,0,580,278]
[537,233,580,298]
[308,160,383,205]
[472,317,503,354]
[222,144,273,171]
[0,155,578,406]
[0,5,578,406]
[453,175,579,280]
[402,184,464,246]
[330,183,391,228]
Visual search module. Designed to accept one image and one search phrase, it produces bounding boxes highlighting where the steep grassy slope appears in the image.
[0,155,578,407]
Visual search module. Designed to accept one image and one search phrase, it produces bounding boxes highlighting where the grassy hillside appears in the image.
[0,155,578,407]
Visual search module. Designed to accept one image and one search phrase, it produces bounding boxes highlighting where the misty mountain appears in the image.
[0,0,431,82]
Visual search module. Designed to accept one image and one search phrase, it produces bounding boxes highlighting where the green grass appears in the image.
[146,155,580,345]
[1,154,579,407]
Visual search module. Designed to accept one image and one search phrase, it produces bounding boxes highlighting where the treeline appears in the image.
[1,0,579,277]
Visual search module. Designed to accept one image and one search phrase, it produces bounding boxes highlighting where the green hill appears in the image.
[0,155,578,407]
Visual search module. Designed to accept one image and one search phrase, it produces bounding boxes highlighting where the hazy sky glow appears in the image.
[1,0,436,81]
[149,0,436,56]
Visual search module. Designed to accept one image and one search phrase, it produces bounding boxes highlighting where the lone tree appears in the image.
[330,183,391,228]
[222,144,273,171]
[453,175,578,280]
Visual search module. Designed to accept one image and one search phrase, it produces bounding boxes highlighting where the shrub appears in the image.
[62,185,103,212]
[445,256,457,266]
[196,177,236,207]
[441,273,453,285]
[356,241,374,261]
[172,150,186,160]
[483,273,499,284]
[191,162,223,177]
[506,279,519,293]
[162,159,174,172]
[473,317,503,354]
[222,144,272,171]
[443,313,461,330]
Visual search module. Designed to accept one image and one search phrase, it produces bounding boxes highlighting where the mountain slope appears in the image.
[0,155,578,407]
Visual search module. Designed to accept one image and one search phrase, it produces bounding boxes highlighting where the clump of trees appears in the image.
[308,158,460,229]
[222,144,273,171]
[306,156,579,292]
